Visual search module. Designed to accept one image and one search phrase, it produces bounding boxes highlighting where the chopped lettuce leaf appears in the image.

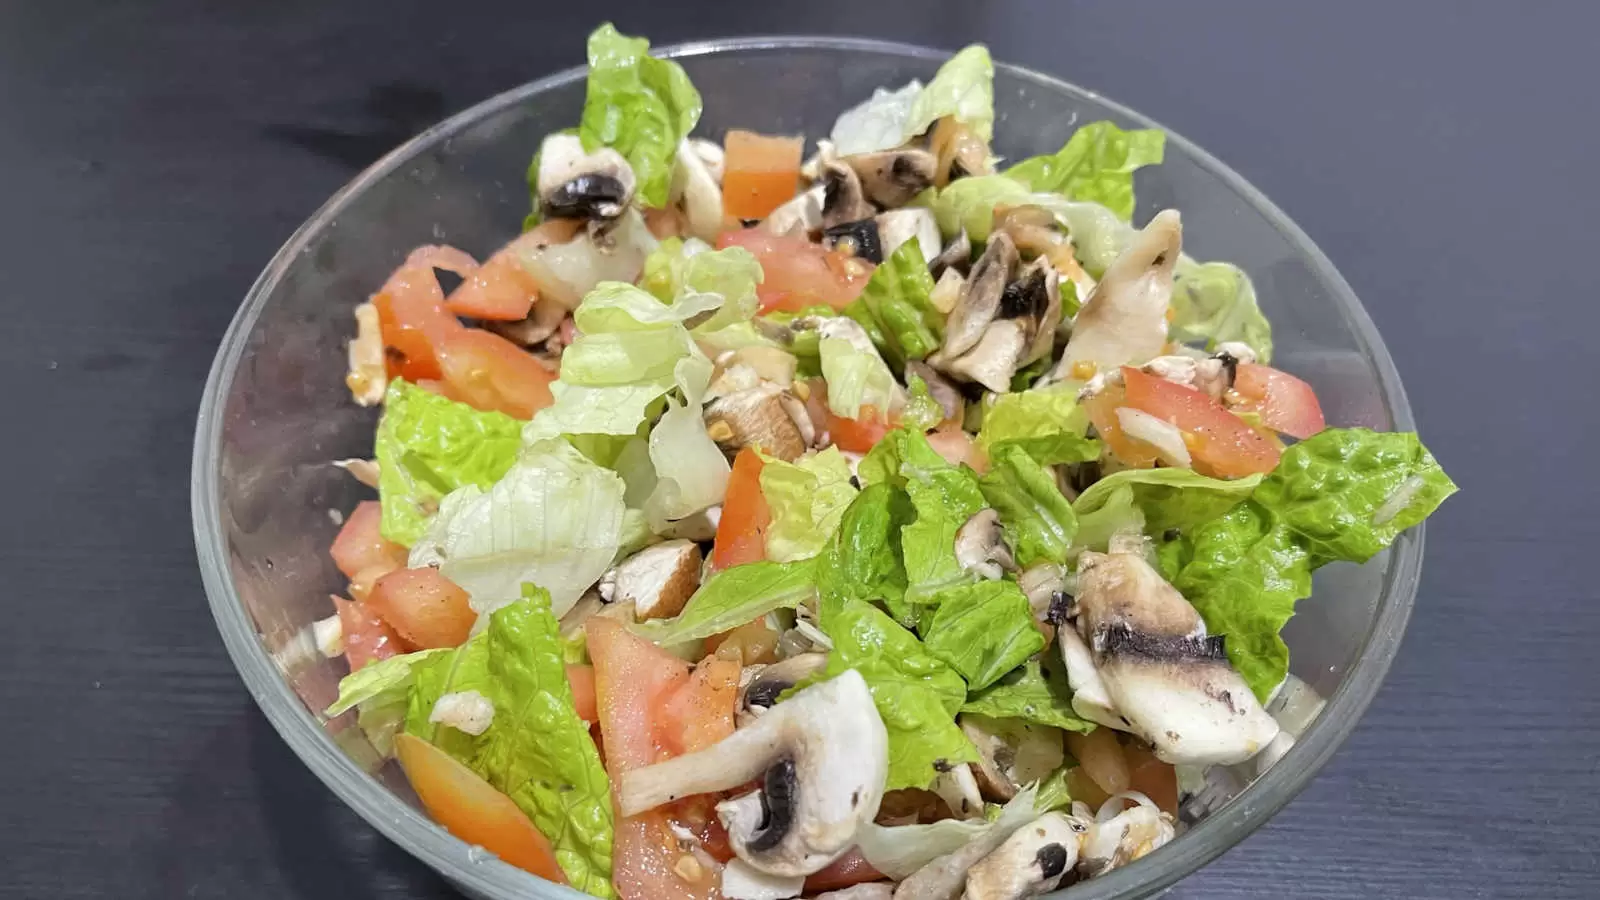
[375,380,522,546]
[404,634,492,762]
[642,356,729,530]
[328,647,455,718]
[1003,122,1166,221]
[920,580,1045,690]
[1170,259,1274,361]
[855,784,1040,880]
[410,440,627,618]
[815,483,915,621]
[632,559,818,646]
[961,657,1096,733]
[930,174,1034,243]
[1032,767,1074,813]
[902,375,947,432]
[855,240,941,363]
[1071,479,1144,555]
[640,239,764,336]
[759,448,860,562]
[816,596,978,791]
[1177,428,1457,699]
[580,24,702,208]
[572,280,723,334]
[1072,468,1262,545]
[818,317,902,420]
[977,445,1078,567]
[829,45,993,156]
[976,384,1100,466]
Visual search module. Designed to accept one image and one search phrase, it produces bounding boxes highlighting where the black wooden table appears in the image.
[4,2,1595,897]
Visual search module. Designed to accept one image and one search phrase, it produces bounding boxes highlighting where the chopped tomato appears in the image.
[394,733,567,883]
[1124,743,1180,816]
[567,664,597,723]
[446,243,540,322]
[1120,367,1281,478]
[721,130,803,220]
[710,448,771,571]
[805,848,885,893]
[1082,382,1160,470]
[827,404,894,453]
[1230,363,1327,439]
[660,658,740,757]
[717,228,870,311]
[372,257,464,381]
[587,618,722,900]
[435,328,556,419]
[329,501,407,581]
[332,595,408,670]
[366,567,475,649]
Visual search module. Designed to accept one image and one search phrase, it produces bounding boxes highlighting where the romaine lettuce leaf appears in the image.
[976,384,1100,466]
[1003,122,1166,222]
[759,448,860,562]
[817,317,902,420]
[860,428,988,606]
[930,175,1034,243]
[327,647,455,756]
[641,238,764,336]
[375,380,523,546]
[404,634,492,762]
[632,559,817,646]
[961,657,1096,733]
[815,483,915,621]
[976,445,1078,567]
[642,356,728,530]
[1170,259,1274,361]
[580,24,702,208]
[1072,468,1262,545]
[901,375,948,433]
[854,240,942,364]
[829,45,993,156]
[920,580,1045,690]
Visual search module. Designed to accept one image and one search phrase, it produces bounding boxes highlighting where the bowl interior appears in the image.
[195,37,1420,900]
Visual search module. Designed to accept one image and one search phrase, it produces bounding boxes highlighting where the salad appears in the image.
[321,25,1455,900]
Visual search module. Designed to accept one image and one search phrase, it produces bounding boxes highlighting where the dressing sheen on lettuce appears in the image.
[1071,468,1263,552]
[375,380,522,546]
[1177,428,1457,700]
[920,580,1044,690]
[977,445,1078,567]
[580,24,702,208]
[852,240,942,365]
[961,657,1096,733]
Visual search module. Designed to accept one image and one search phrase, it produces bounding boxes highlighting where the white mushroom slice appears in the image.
[959,715,1065,803]
[537,133,637,221]
[946,320,1028,394]
[800,139,836,182]
[345,302,387,406]
[891,810,1027,900]
[953,509,1014,580]
[1052,209,1182,379]
[1057,628,1126,731]
[1074,546,1279,765]
[428,690,495,736]
[1012,258,1064,367]
[938,233,1018,360]
[845,148,939,208]
[514,209,657,309]
[816,885,894,900]
[602,540,702,622]
[764,185,826,237]
[705,383,810,462]
[820,159,876,229]
[671,138,725,242]
[737,653,829,726]
[932,764,986,820]
[875,208,941,263]
[1077,796,1175,879]
[721,858,805,900]
[333,457,381,488]
[717,346,799,390]
[1213,341,1258,366]
[1016,563,1070,623]
[708,362,767,400]
[961,812,1080,900]
[689,137,726,184]
[618,671,888,878]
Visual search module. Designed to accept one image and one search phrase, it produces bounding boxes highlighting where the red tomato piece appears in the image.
[372,256,465,381]
[1120,367,1281,478]
[434,328,556,420]
[394,733,567,883]
[332,595,408,671]
[710,447,771,571]
[722,130,803,220]
[826,404,894,453]
[1124,743,1180,817]
[567,664,597,723]
[804,848,885,893]
[659,658,740,757]
[716,228,871,311]
[446,242,540,321]
[365,567,475,649]
[1230,363,1327,439]
[329,501,407,581]
[1081,382,1160,470]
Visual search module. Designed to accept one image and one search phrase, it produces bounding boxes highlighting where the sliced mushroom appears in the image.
[721,858,805,900]
[618,671,889,877]
[845,148,938,208]
[959,715,1065,803]
[932,763,986,820]
[874,208,942,264]
[905,361,963,423]
[738,652,829,726]
[930,117,994,187]
[823,218,885,263]
[946,319,1028,394]
[1016,564,1069,622]
[1057,628,1126,731]
[689,137,726,184]
[706,383,811,462]
[821,159,875,228]
[937,232,1018,360]
[764,185,826,237]
[961,812,1080,900]
[599,539,703,621]
[1073,543,1280,765]
[537,133,637,221]
[928,268,966,316]
[1011,258,1065,367]
[709,347,799,399]
[954,509,1014,580]
[513,209,657,310]
[487,300,568,348]
[345,302,386,405]
[892,807,1029,900]
[1076,796,1175,879]
[670,138,724,242]
[1051,209,1182,379]
[929,230,973,280]
[992,205,1097,306]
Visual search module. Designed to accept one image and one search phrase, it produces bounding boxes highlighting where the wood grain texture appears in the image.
[0,0,1595,897]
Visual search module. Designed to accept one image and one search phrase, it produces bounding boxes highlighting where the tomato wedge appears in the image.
[659,657,740,757]
[721,130,803,220]
[1230,362,1327,439]
[717,228,870,311]
[710,447,771,571]
[566,664,597,723]
[394,733,567,883]
[1120,367,1281,478]
[332,595,408,671]
[446,241,540,321]
[1082,382,1159,470]
[329,501,408,581]
[365,566,475,649]
[372,257,465,382]
[1124,743,1180,816]
[434,328,556,420]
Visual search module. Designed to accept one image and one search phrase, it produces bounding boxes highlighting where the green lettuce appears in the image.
[854,240,942,364]
[930,175,1034,243]
[901,375,948,432]
[1071,468,1263,548]
[1177,428,1457,699]
[817,317,902,420]
[860,428,988,607]
[404,634,493,762]
[961,657,1096,733]
[829,45,993,156]
[641,356,728,530]
[375,380,522,546]
[1003,122,1166,222]
[632,559,818,646]
[815,483,915,620]
[977,445,1078,567]
[920,580,1045,690]
[327,647,455,756]
[759,448,860,562]
[976,384,1100,466]
[579,24,702,208]
[1170,259,1274,361]
[817,596,977,791]
[640,238,764,336]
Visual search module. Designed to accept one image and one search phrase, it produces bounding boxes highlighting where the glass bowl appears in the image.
[192,36,1422,900]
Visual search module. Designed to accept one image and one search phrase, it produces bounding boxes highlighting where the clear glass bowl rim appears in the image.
[192,34,1423,900]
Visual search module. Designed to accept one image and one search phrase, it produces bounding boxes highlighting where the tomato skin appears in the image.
[716,228,870,311]
[1231,363,1327,439]
[435,328,556,420]
[710,448,771,571]
[804,848,885,893]
[1120,367,1281,478]
[394,733,568,883]
[721,130,803,220]
[332,595,408,671]
[365,566,475,649]
[446,244,539,321]
[329,501,408,581]
[372,259,464,381]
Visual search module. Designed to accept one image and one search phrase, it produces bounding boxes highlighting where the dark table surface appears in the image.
[4,1,1596,897]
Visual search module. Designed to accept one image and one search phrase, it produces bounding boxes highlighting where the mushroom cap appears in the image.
[821,159,875,228]
[1076,800,1174,879]
[961,812,1081,900]
[705,383,811,462]
[845,148,939,209]
[536,133,637,221]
